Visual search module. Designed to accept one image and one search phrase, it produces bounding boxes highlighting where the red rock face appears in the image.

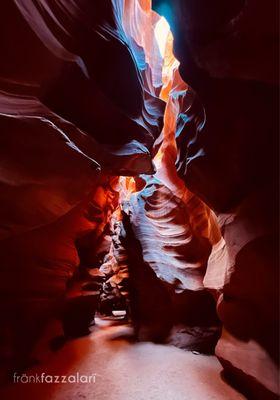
[0,1,278,398]
[153,1,279,399]
[0,0,163,377]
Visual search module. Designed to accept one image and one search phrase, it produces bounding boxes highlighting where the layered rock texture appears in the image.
[152,1,279,399]
[0,0,163,378]
[0,1,278,399]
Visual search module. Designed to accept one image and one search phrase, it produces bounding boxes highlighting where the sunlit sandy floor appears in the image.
[1,319,245,400]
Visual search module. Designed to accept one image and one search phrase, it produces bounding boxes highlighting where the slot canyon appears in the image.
[0,1,279,399]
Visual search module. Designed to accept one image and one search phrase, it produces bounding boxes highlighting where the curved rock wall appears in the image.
[114,0,224,352]
[0,0,163,378]
[0,1,278,398]
[152,1,279,398]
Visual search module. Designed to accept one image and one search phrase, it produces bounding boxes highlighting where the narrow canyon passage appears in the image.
[0,1,278,400]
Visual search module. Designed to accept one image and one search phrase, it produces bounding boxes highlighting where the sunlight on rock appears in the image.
[155,16,170,58]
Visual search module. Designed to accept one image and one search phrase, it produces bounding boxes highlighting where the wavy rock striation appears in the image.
[0,2,278,399]
[0,0,163,378]
[153,1,279,398]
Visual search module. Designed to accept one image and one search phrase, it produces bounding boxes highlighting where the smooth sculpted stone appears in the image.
[152,1,279,398]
